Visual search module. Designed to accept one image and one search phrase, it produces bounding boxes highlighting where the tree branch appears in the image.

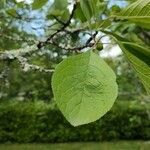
[52,15,66,25]
[37,0,78,49]
[49,31,98,51]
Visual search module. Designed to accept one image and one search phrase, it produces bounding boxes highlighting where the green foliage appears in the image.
[0,100,149,143]
[90,19,111,30]
[6,9,18,17]
[0,0,150,127]
[0,55,144,101]
[107,56,146,100]
[79,0,105,21]
[0,142,150,150]
[52,51,118,126]
[47,0,69,21]
[102,31,150,95]
[74,2,87,22]
[113,0,150,29]
[0,60,53,101]
[118,42,150,95]
[74,0,108,29]
[0,0,5,9]
[32,0,48,9]
[80,0,92,20]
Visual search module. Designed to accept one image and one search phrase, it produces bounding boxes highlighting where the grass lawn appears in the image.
[0,141,150,150]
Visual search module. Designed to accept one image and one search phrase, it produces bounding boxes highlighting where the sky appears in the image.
[100,36,122,58]
[108,0,127,8]
[14,0,126,57]
[16,0,33,4]
[15,0,127,36]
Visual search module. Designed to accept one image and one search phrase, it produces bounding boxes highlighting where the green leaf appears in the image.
[32,0,48,10]
[16,2,24,8]
[75,0,105,23]
[118,42,150,95]
[80,0,106,20]
[103,31,150,95]
[6,9,18,17]
[52,51,118,126]
[47,0,69,21]
[112,0,150,28]
[135,22,150,29]
[74,2,87,22]
[53,0,68,10]
[80,0,92,21]
[89,19,111,30]
[89,0,106,18]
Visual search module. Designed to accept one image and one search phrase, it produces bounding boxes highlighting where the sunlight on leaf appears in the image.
[52,51,118,126]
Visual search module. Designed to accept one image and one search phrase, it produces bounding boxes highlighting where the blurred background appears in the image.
[0,0,150,149]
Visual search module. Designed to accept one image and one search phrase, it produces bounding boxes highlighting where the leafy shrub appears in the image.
[0,100,149,143]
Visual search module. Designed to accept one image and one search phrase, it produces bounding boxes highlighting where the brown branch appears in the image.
[50,40,94,51]
[36,0,98,52]
[86,31,98,45]
[37,0,78,49]
[52,15,65,25]
[49,32,98,51]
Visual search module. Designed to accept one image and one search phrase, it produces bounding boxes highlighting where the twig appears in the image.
[86,31,98,45]
[50,39,94,51]
[37,0,78,49]
[52,15,65,25]
[49,31,98,51]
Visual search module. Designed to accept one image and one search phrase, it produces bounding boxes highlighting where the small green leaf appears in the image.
[80,0,92,20]
[52,51,118,126]
[32,0,48,10]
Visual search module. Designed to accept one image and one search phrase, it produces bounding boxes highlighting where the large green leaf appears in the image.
[52,51,118,126]
[112,0,150,29]
[103,31,150,94]
[118,42,150,95]
[32,0,48,10]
